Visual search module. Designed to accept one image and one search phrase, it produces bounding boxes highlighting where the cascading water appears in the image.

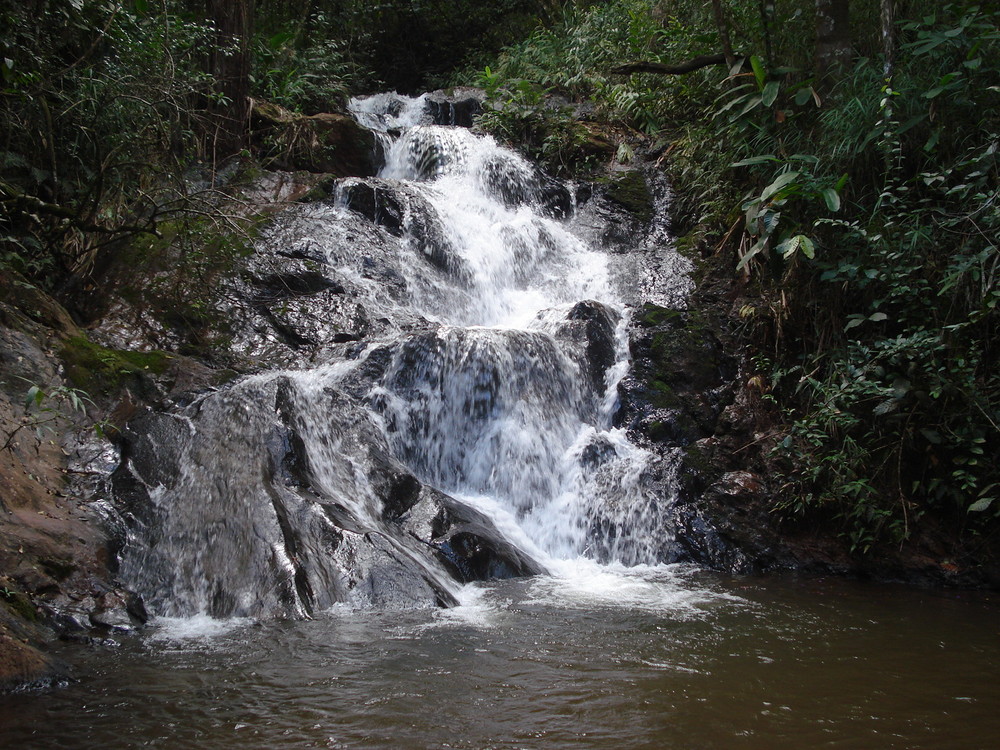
[351,96,673,567]
[9,93,996,750]
[109,92,687,621]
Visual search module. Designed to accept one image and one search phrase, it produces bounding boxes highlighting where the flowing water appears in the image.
[4,93,997,747]
[1,573,997,748]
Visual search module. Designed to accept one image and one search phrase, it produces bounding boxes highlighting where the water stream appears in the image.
[110,92,683,620]
[5,94,997,747]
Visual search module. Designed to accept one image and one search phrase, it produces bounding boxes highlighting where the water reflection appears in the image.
[2,572,997,749]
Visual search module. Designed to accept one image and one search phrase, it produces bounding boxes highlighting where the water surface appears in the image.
[3,570,996,749]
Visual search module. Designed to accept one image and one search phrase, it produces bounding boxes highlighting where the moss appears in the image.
[636,303,682,328]
[298,175,338,203]
[644,305,715,381]
[603,170,654,224]
[60,335,173,393]
[682,443,717,478]
[649,378,682,410]
[210,368,242,387]
[0,587,37,623]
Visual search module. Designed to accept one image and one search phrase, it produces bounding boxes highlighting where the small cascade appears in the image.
[109,92,686,620]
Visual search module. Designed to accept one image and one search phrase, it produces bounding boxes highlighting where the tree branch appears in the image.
[611,54,729,76]
[0,180,161,238]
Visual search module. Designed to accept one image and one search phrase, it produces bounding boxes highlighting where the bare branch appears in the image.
[0,179,161,238]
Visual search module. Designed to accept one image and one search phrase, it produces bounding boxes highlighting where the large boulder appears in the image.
[551,300,620,397]
[108,372,544,619]
[423,88,486,128]
[341,178,470,281]
[251,99,381,176]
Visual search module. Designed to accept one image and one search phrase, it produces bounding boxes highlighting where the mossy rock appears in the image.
[619,303,736,446]
[1,587,37,623]
[60,336,173,394]
[640,304,720,389]
[635,303,683,328]
[603,171,654,224]
[251,99,379,177]
[0,272,82,339]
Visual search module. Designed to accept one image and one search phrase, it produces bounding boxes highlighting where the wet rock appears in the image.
[479,155,573,219]
[252,270,343,300]
[0,630,63,693]
[109,372,542,620]
[552,300,620,396]
[666,468,766,574]
[89,591,146,633]
[342,178,469,280]
[590,171,657,251]
[580,434,617,468]
[536,174,574,219]
[244,239,341,302]
[227,227,393,363]
[604,171,655,225]
[396,486,545,582]
[423,88,485,128]
[617,304,736,447]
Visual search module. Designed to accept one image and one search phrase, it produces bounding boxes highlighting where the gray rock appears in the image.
[109,372,544,619]
[423,88,486,128]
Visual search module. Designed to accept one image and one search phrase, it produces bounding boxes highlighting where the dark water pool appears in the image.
[2,566,997,749]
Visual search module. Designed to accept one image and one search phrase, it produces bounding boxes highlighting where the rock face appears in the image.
[109,369,545,619]
[610,302,780,573]
[423,88,485,127]
[0,272,149,691]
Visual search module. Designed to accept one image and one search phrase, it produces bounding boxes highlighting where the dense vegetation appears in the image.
[1,0,997,562]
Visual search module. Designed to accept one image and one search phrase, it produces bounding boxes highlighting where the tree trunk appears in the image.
[207,0,255,161]
[815,0,852,81]
[759,0,775,68]
[881,0,896,79]
[711,0,736,68]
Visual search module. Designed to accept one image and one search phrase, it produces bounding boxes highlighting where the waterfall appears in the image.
[109,93,684,620]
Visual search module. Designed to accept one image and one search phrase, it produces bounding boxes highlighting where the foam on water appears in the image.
[147,614,254,643]
[525,560,739,616]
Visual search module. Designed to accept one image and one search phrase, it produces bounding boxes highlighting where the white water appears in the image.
[346,94,671,575]
[115,93,685,623]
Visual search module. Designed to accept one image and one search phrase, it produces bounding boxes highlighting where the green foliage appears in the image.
[476,88,605,174]
[252,36,354,114]
[256,0,547,95]
[473,0,725,157]
[710,3,1000,548]
[481,1,1000,551]
[113,210,261,360]
[0,0,218,284]
[2,380,101,452]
